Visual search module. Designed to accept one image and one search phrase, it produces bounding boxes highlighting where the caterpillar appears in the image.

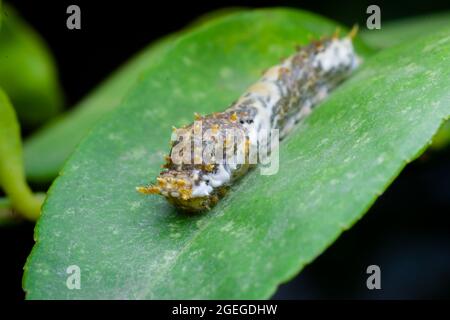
[137,29,361,212]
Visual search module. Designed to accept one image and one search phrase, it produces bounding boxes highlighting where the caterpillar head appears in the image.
[136,168,226,212]
[137,111,250,212]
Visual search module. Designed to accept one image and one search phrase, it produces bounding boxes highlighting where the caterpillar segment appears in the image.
[137,30,361,212]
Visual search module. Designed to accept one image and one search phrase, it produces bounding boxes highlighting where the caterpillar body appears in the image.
[137,30,361,212]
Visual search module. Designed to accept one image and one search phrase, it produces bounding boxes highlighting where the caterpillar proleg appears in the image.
[137,29,361,212]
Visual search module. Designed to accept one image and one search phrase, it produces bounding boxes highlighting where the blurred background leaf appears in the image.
[431,121,450,150]
[0,4,63,129]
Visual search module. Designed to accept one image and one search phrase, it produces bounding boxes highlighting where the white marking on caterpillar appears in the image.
[137,30,361,212]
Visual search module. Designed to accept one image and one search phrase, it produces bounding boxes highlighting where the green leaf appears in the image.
[360,11,450,49]
[23,8,244,183]
[360,12,450,150]
[24,9,449,299]
[0,4,63,127]
[0,0,3,27]
[0,87,42,220]
[23,36,175,183]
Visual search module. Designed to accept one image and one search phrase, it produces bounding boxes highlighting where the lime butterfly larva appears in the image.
[137,28,361,212]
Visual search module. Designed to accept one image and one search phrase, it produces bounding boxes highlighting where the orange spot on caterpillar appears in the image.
[211,124,220,133]
[202,164,215,172]
[278,67,291,76]
[348,25,359,39]
[136,185,160,195]
[333,27,341,39]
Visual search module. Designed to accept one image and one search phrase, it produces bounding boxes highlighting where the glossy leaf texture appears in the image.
[23,9,449,299]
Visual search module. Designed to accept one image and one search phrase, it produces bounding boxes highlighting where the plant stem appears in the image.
[0,87,43,220]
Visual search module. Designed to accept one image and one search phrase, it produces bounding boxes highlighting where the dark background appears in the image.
[1,0,450,300]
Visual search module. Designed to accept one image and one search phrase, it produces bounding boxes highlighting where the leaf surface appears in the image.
[23,9,449,299]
